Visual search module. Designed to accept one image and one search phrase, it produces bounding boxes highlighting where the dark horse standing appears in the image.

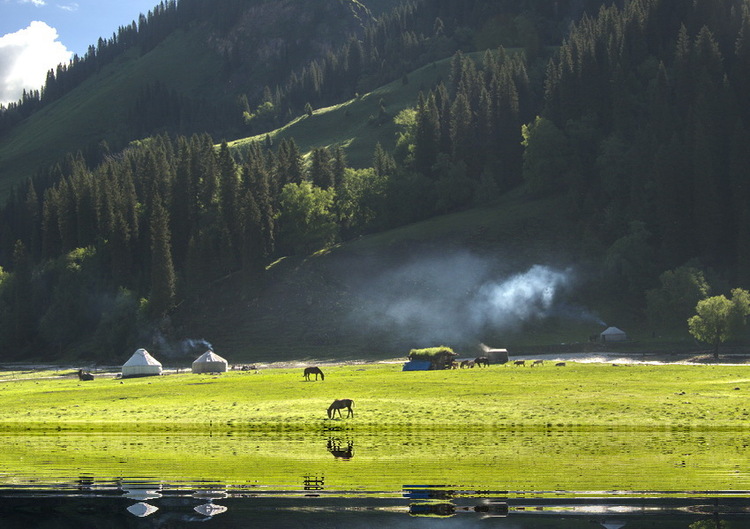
[77,369,94,381]
[327,399,354,418]
[304,366,324,381]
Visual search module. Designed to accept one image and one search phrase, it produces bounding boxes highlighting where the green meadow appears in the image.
[2,362,750,430]
[1,362,750,495]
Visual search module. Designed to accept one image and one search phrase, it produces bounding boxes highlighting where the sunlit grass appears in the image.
[1,362,749,430]
[1,362,750,494]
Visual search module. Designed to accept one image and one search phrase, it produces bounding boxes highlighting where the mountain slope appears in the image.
[0,27,222,197]
[0,0,376,199]
[229,55,460,167]
[170,189,634,363]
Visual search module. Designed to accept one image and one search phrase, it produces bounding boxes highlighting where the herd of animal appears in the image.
[74,357,564,422]
[454,357,566,369]
[302,357,566,420]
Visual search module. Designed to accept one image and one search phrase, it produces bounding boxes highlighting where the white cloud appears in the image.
[57,2,78,11]
[20,0,46,6]
[0,21,72,105]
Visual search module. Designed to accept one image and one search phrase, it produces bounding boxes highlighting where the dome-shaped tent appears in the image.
[192,350,228,374]
[600,326,628,342]
[122,348,163,378]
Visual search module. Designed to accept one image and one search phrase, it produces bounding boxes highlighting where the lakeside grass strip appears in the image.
[1,363,749,430]
[0,429,748,495]
[1,363,750,494]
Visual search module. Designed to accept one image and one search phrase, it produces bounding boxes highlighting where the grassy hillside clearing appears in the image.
[230,60,446,167]
[229,52,496,167]
[2,362,749,430]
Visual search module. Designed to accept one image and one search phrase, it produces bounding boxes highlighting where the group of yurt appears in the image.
[120,348,228,378]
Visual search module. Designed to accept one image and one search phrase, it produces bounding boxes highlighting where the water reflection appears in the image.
[193,501,228,517]
[1,488,749,527]
[1,428,750,526]
[2,428,750,494]
[327,437,354,459]
[126,501,158,517]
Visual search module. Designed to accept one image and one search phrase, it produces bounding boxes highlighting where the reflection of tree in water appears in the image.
[327,438,354,459]
[689,518,729,529]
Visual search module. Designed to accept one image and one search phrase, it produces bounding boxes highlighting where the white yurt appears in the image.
[192,350,228,374]
[600,326,628,342]
[122,348,163,378]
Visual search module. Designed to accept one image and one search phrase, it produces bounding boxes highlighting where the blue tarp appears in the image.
[402,361,431,371]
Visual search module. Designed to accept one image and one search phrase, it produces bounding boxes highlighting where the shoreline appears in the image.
[2,350,750,379]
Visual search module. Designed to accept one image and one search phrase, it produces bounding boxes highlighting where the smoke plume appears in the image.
[348,252,597,346]
[180,338,213,354]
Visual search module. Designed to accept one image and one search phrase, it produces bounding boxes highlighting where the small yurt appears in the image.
[192,350,228,374]
[600,326,628,342]
[122,348,163,378]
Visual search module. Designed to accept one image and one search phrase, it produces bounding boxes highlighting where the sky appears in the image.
[0,0,159,105]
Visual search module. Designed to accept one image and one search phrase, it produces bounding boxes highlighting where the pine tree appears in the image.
[149,194,176,319]
[171,136,197,266]
[414,91,440,178]
[217,141,241,264]
[309,147,335,189]
[239,166,264,271]
[372,143,396,177]
[276,138,304,187]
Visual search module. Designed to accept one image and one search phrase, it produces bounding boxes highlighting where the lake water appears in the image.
[1,428,749,527]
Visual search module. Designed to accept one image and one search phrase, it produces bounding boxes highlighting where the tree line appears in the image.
[520,0,750,301]
[0,130,404,358]
[3,0,750,358]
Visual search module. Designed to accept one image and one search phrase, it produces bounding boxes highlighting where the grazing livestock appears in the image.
[531,360,544,367]
[513,360,526,366]
[474,356,489,367]
[304,366,325,381]
[77,369,94,381]
[460,360,475,368]
[555,362,566,367]
[327,398,354,419]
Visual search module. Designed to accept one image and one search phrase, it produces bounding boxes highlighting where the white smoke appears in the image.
[180,338,213,354]
[469,265,572,328]
[349,252,598,345]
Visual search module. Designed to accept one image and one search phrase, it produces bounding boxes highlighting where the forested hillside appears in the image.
[0,0,748,362]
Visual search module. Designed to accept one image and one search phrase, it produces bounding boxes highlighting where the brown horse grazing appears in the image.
[513,360,526,366]
[77,369,94,381]
[327,398,354,418]
[474,356,489,367]
[304,366,324,381]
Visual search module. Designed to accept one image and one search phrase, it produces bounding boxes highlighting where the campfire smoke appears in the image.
[348,251,601,345]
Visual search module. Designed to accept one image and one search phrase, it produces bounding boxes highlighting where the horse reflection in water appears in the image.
[327,398,354,418]
[327,438,354,460]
